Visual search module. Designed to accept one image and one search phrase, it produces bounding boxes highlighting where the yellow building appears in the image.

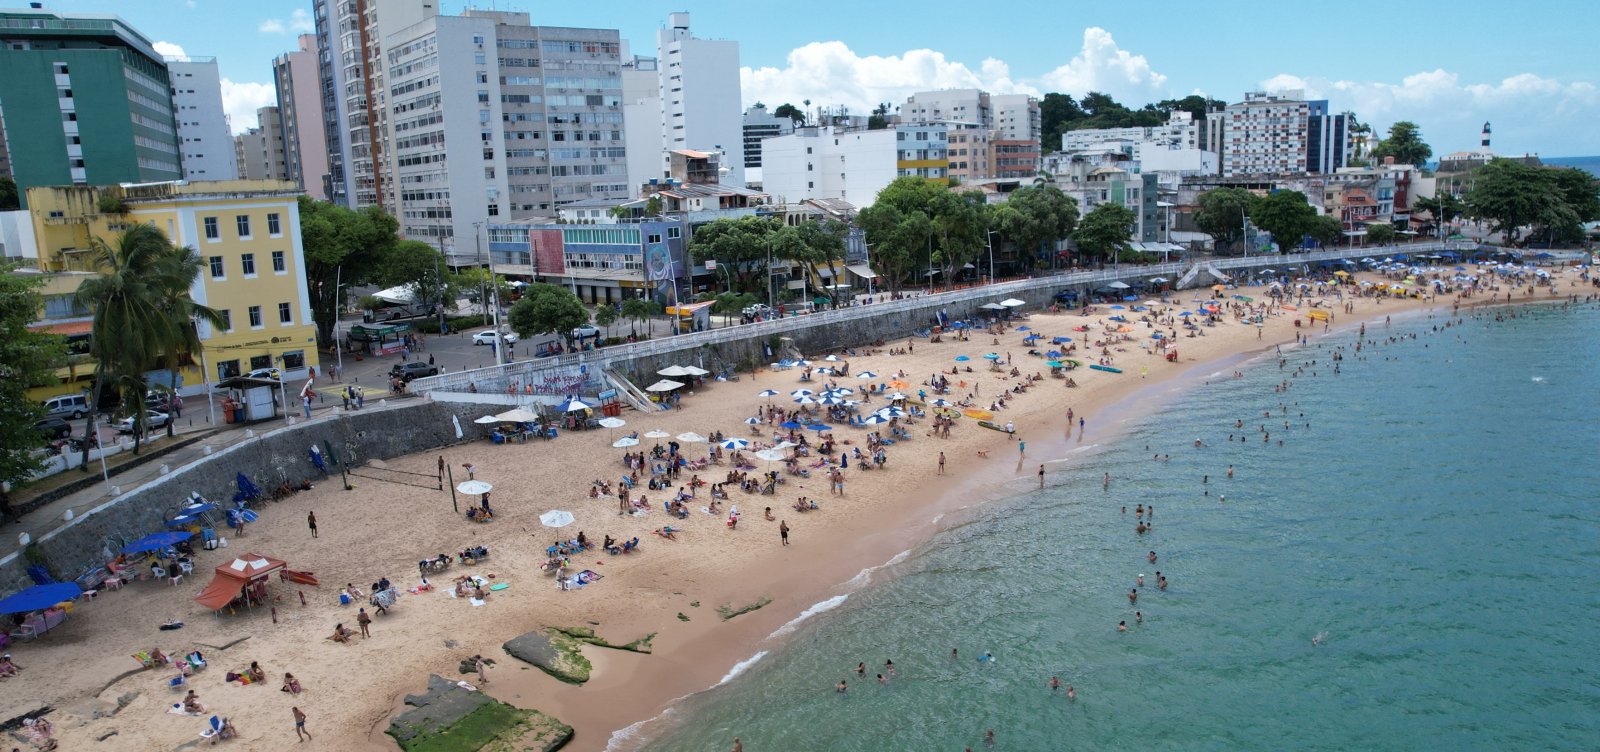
[23,181,319,399]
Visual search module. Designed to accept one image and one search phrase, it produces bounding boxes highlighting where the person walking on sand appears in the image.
[780,521,790,546]
[475,655,490,685]
[938,452,946,475]
[307,511,317,539]
[292,707,310,741]
[357,607,372,638]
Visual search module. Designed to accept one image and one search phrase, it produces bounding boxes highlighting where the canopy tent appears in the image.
[656,365,691,377]
[121,531,193,556]
[680,365,711,377]
[0,582,82,615]
[560,397,594,413]
[999,298,1026,307]
[494,408,540,423]
[194,553,287,612]
[370,284,419,306]
[473,415,502,425]
[646,379,685,392]
[1105,281,1131,289]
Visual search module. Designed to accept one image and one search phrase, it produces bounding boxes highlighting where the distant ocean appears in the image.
[641,303,1600,751]
[1542,155,1600,177]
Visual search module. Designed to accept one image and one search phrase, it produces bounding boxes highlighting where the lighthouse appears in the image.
[1480,122,1491,152]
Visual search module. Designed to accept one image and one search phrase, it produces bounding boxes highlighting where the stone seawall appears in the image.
[0,401,507,593]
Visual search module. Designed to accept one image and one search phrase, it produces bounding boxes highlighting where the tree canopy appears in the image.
[1193,188,1255,250]
[1371,121,1432,167]
[1466,160,1600,245]
[688,215,782,294]
[507,283,588,340]
[1308,215,1345,247]
[0,269,66,516]
[1070,203,1136,265]
[773,103,807,125]
[298,197,400,345]
[382,239,456,317]
[1248,191,1318,251]
[991,184,1079,272]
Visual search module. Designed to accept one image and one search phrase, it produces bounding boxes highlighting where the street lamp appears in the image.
[862,242,875,299]
[984,229,998,285]
[474,220,504,366]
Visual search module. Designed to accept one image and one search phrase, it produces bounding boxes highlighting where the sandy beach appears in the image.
[4,267,1584,751]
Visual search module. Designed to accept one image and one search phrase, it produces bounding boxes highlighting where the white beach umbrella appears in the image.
[657,365,691,377]
[457,480,493,495]
[473,415,501,425]
[718,438,750,450]
[646,379,685,392]
[856,371,878,379]
[612,436,640,448]
[676,432,707,443]
[885,392,909,401]
[598,417,627,429]
[1000,298,1026,307]
[494,407,540,423]
[644,429,670,438]
[790,389,814,397]
[681,366,711,376]
[539,510,576,528]
[824,354,840,362]
[774,440,798,450]
[755,449,787,463]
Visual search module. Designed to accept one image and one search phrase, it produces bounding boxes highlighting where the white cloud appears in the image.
[152,41,188,61]
[1258,70,1600,155]
[258,18,286,34]
[289,9,314,33]
[1036,28,1167,100]
[220,78,277,135]
[740,28,1165,117]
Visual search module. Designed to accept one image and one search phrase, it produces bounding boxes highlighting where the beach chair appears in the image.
[169,674,187,690]
[200,715,222,741]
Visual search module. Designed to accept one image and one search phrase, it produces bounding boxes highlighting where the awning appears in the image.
[216,553,286,581]
[370,285,418,305]
[816,266,838,278]
[194,575,246,611]
[846,264,878,279]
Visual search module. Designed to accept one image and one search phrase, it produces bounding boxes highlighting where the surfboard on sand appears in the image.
[1089,364,1122,374]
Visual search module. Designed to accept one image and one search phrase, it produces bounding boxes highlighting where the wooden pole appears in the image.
[446,465,458,513]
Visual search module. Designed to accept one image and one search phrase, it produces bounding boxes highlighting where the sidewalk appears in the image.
[0,392,414,562]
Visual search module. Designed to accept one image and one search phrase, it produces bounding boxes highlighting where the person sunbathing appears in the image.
[183,690,206,713]
[654,526,678,540]
[330,624,354,643]
[281,673,302,694]
[245,661,266,683]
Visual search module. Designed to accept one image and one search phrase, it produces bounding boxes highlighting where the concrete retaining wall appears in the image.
[0,400,508,594]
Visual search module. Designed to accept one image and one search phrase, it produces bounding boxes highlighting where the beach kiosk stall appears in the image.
[665,300,714,333]
[194,553,287,614]
[214,376,282,423]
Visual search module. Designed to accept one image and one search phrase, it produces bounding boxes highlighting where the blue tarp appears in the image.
[233,473,262,504]
[121,531,193,555]
[0,582,82,614]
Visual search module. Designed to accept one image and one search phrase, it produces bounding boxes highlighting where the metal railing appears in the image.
[409,241,1470,396]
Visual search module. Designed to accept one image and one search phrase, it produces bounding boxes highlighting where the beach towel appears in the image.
[469,598,487,607]
[167,704,202,716]
[488,583,509,591]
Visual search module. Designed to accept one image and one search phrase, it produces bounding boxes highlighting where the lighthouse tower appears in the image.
[1480,122,1492,153]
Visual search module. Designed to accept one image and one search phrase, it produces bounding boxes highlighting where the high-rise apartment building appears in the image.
[760,126,898,207]
[0,7,180,206]
[741,103,795,170]
[313,0,438,209]
[991,93,1041,143]
[621,51,660,193]
[900,89,991,128]
[382,10,628,258]
[167,56,237,181]
[901,90,1040,180]
[1219,91,1353,177]
[234,106,288,181]
[657,12,744,185]
[272,34,329,200]
[945,122,990,184]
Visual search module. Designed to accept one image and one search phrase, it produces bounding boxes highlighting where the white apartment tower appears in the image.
[900,89,991,128]
[315,0,438,210]
[761,126,898,207]
[383,10,629,258]
[991,94,1041,143]
[621,50,661,194]
[273,34,330,200]
[1218,91,1353,177]
[656,12,745,186]
[165,57,238,181]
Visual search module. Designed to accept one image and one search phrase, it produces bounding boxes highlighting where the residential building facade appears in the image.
[991,93,1041,143]
[272,34,330,200]
[656,12,744,186]
[897,123,949,181]
[0,7,181,207]
[382,10,629,259]
[1218,91,1354,177]
[944,122,990,184]
[621,52,660,193]
[488,218,684,304]
[167,56,238,182]
[741,103,795,170]
[900,88,991,129]
[234,106,288,182]
[24,181,318,397]
[760,126,897,207]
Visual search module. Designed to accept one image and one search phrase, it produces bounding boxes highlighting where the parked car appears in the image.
[115,410,171,434]
[246,367,282,380]
[390,362,438,382]
[41,393,89,420]
[742,303,771,317]
[34,417,73,440]
[472,329,519,346]
[571,324,602,339]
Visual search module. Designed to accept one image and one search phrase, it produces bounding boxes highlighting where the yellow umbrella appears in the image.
[1333,270,1350,277]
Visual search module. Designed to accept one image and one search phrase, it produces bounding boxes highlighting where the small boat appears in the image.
[1089,365,1122,374]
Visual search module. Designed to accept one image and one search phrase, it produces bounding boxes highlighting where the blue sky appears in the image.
[53,0,1600,156]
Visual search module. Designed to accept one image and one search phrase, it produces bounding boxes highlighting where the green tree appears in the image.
[381,240,457,327]
[0,176,17,210]
[1040,93,1086,154]
[0,270,66,519]
[508,283,589,342]
[154,244,224,437]
[688,215,781,294]
[867,103,891,130]
[1309,215,1345,247]
[620,298,661,338]
[1365,223,1397,245]
[773,103,807,125]
[1543,167,1600,244]
[993,184,1079,272]
[712,292,756,326]
[1414,192,1467,231]
[857,202,932,294]
[1193,188,1255,251]
[298,198,400,345]
[1070,203,1136,266]
[929,189,989,289]
[593,304,618,337]
[1372,121,1432,167]
[773,220,849,303]
[1249,191,1318,251]
[1466,159,1556,244]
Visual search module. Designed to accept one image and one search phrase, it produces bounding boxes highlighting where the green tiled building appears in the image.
[0,7,181,207]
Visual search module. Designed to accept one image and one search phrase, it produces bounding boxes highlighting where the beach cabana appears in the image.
[194,553,287,614]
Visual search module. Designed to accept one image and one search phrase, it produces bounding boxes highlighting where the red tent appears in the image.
[194,553,287,611]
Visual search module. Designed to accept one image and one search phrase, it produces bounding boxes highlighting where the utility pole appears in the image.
[475,221,503,366]
[1241,208,1250,259]
[984,229,998,286]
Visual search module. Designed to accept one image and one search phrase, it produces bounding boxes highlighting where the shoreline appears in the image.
[14,270,1583,752]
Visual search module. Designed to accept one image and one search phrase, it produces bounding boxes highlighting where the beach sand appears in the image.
[5,269,1580,751]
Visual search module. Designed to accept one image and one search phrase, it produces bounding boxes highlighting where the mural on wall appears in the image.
[644,236,681,303]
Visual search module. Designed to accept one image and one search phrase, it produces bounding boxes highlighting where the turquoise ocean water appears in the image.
[642,302,1600,751]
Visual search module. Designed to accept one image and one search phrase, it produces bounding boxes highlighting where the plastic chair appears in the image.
[200,715,221,741]
[178,561,194,575]
[169,573,183,587]
[151,566,168,579]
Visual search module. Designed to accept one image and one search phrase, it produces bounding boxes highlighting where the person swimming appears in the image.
[978,651,995,663]
[1312,631,1328,647]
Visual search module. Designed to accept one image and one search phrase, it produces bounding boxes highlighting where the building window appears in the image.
[218,309,232,332]
[217,359,240,379]
[667,227,681,239]
[282,350,305,369]
[204,216,219,240]
[235,215,251,238]
[267,213,281,236]
[248,305,262,328]
[208,256,224,278]
[278,302,292,324]
[272,250,286,273]
[249,354,272,370]
[241,253,256,276]
[647,233,661,244]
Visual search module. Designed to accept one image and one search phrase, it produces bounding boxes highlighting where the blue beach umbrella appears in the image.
[718,438,750,450]
[1110,305,1125,310]
[1047,350,1063,358]
[806,424,834,432]
[955,355,970,362]
[757,389,780,397]
[861,414,891,425]
[1016,326,1031,331]
[779,420,804,429]
[1046,360,1065,368]
[121,531,193,555]
[983,353,1000,360]
[0,582,82,615]
[1052,337,1071,344]
[790,389,814,397]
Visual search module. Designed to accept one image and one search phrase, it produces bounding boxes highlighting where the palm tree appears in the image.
[75,225,220,456]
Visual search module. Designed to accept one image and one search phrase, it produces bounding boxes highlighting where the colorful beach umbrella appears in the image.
[954,355,970,362]
[718,438,750,450]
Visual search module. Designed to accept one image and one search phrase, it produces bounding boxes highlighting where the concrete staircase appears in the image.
[603,368,660,413]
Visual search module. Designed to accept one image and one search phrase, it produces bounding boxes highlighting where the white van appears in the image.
[42,393,89,420]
